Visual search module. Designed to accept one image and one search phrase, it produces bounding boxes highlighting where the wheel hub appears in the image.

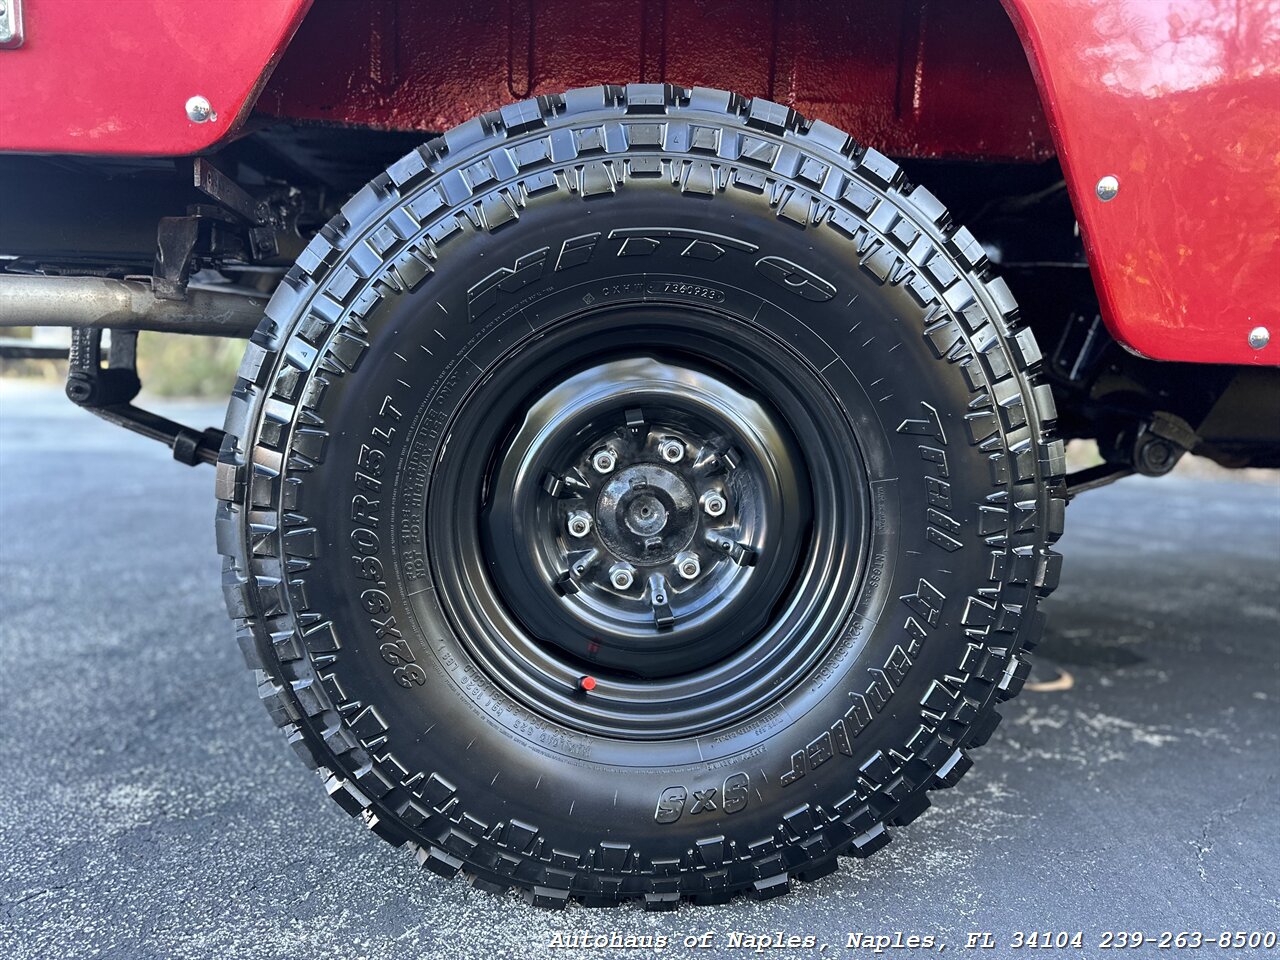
[596,462,696,565]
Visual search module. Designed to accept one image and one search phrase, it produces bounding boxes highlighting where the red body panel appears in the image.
[0,0,1276,365]
[1006,0,1280,366]
[0,0,310,155]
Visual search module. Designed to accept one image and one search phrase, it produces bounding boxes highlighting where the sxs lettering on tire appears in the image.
[655,773,750,824]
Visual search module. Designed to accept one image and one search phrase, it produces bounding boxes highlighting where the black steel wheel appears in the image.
[449,314,862,738]
[218,84,1066,908]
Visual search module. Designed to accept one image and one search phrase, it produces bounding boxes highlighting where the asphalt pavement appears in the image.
[1,379,1277,959]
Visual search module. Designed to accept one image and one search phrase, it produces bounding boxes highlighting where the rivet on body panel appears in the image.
[185,96,216,124]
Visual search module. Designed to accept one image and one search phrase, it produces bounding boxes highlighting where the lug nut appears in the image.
[675,552,701,580]
[566,510,592,538]
[658,438,685,463]
[609,563,636,591]
[700,490,727,518]
[592,448,617,473]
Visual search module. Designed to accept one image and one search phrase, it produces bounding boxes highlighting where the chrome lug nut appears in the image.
[566,510,592,538]
[675,552,701,580]
[700,489,727,518]
[592,447,617,473]
[609,563,636,591]
[658,437,685,463]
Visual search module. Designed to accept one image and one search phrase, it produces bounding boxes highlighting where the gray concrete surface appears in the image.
[1,379,1277,959]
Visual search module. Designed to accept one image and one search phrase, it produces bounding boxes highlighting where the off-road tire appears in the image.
[216,84,1066,908]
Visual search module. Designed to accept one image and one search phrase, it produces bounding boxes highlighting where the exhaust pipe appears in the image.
[0,274,264,338]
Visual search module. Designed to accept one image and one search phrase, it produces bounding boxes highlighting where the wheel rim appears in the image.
[424,306,870,739]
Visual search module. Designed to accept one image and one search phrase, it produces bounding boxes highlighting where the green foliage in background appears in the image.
[0,329,244,398]
[136,333,243,397]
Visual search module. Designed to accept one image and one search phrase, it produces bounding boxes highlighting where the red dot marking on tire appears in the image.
[579,676,597,692]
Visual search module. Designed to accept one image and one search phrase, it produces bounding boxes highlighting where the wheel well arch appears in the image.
[255,0,1054,163]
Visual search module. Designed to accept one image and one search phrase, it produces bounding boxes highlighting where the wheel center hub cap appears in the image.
[600,464,695,563]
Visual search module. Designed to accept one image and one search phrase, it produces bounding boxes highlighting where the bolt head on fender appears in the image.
[185,95,215,123]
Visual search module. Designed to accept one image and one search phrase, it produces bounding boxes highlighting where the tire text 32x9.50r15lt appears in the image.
[216,84,1065,908]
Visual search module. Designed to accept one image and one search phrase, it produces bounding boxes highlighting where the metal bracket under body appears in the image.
[65,327,225,466]
[153,158,282,300]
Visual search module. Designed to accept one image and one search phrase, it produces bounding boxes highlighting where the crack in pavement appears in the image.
[1189,772,1278,884]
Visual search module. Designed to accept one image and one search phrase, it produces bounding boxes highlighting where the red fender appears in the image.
[1003,0,1280,366]
[0,0,1275,365]
[0,0,311,155]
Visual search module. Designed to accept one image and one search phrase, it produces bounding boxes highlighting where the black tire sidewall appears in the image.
[276,178,1006,858]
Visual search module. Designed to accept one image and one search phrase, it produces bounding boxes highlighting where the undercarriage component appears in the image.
[0,274,264,338]
[63,326,226,466]
[152,216,203,300]
[1009,260,1280,472]
[152,159,292,299]
[0,259,263,467]
[1063,462,1134,499]
[1103,413,1196,477]
[1065,412,1191,498]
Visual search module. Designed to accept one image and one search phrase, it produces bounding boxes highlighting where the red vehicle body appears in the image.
[1,0,1277,366]
[2,0,1278,911]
